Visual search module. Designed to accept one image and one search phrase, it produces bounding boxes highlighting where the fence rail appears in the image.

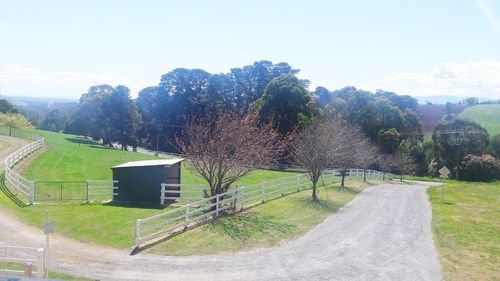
[87,180,118,199]
[137,168,392,247]
[0,245,45,278]
[4,138,44,204]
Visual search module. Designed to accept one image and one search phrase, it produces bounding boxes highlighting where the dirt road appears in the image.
[0,136,443,280]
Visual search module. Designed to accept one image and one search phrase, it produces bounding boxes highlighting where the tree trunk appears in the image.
[312,181,318,201]
[363,169,366,182]
[400,174,403,182]
[8,126,12,136]
[341,174,345,189]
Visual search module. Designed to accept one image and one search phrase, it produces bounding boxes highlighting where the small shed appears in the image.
[112,158,184,204]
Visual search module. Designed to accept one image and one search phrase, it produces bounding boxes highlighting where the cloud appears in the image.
[379,60,500,99]
[475,0,500,36]
[0,66,149,98]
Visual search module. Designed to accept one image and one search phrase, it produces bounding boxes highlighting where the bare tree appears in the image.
[359,144,381,182]
[393,150,416,181]
[327,119,371,189]
[291,121,333,201]
[176,112,286,199]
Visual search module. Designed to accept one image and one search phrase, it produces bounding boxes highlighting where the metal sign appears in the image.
[44,221,54,234]
[439,166,450,179]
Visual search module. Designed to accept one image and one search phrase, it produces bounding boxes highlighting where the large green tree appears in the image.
[253,74,319,135]
[432,119,490,178]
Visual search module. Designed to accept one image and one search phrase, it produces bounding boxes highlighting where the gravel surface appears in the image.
[0,136,443,280]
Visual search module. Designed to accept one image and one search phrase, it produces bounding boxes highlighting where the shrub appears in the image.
[458,154,500,182]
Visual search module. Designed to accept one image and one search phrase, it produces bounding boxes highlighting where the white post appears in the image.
[37,248,45,278]
[29,181,35,205]
[185,206,190,228]
[135,220,141,248]
[215,194,220,216]
[45,213,49,279]
[160,184,165,205]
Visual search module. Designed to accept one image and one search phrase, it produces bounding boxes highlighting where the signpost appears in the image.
[438,166,450,202]
[43,212,54,279]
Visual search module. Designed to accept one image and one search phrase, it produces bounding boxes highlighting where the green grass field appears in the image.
[0,130,297,248]
[458,104,500,136]
[427,180,499,281]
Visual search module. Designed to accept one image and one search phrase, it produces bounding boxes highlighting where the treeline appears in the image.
[57,60,498,181]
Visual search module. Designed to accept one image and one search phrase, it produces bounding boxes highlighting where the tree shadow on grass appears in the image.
[65,137,97,145]
[302,197,345,213]
[205,213,297,242]
[0,172,28,207]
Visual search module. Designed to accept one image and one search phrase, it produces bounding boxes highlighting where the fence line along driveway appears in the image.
[0,181,443,281]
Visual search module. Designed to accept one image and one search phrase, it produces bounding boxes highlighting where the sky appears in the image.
[0,0,499,100]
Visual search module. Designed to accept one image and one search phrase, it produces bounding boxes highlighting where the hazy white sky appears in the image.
[0,0,499,99]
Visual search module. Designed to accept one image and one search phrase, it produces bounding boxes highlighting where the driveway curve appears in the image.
[0,136,442,280]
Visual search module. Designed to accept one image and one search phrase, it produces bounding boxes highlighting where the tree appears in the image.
[253,74,320,135]
[392,150,416,181]
[106,86,141,149]
[176,112,286,201]
[0,99,18,114]
[433,119,489,178]
[457,154,500,182]
[0,113,33,136]
[464,97,478,106]
[428,158,439,178]
[292,121,333,200]
[40,109,68,132]
[327,119,371,189]
[489,134,500,159]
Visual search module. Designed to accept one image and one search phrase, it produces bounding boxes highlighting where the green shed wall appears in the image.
[112,163,181,204]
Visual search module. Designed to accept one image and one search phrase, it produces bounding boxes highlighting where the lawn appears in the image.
[458,104,500,136]
[427,180,499,281]
[0,130,297,248]
[146,179,383,255]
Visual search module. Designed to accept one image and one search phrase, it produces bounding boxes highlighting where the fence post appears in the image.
[160,184,165,205]
[86,181,89,202]
[135,220,141,248]
[37,248,45,278]
[29,181,35,205]
[261,182,266,203]
[215,194,220,216]
[185,206,189,228]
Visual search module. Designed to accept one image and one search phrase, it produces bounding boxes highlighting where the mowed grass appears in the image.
[147,179,383,256]
[427,180,499,281]
[0,130,296,248]
[458,104,500,136]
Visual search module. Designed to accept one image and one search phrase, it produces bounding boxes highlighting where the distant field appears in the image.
[427,180,499,281]
[417,104,467,133]
[458,104,500,136]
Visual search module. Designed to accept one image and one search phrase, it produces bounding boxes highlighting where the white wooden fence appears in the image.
[86,180,118,199]
[138,173,318,247]
[138,168,392,247]
[4,138,44,204]
[160,183,209,204]
[0,245,45,278]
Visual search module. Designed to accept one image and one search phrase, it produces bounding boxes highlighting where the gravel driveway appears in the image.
[0,137,442,280]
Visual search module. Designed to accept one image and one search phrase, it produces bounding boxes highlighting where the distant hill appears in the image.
[458,104,500,136]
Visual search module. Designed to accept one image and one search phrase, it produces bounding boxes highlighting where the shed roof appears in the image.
[112,158,185,169]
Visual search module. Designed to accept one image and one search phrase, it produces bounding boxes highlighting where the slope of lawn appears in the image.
[458,104,500,136]
[147,179,383,256]
[427,180,499,281]
[0,130,296,248]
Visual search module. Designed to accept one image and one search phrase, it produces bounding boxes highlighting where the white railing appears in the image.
[4,138,44,204]
[137,173,320,247]
[160,183,209,204]
[0,245,45,278]
[86,180,118,199]
[137,168,390,247]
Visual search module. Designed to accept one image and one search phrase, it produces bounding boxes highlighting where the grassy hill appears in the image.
[458,104,500,136]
